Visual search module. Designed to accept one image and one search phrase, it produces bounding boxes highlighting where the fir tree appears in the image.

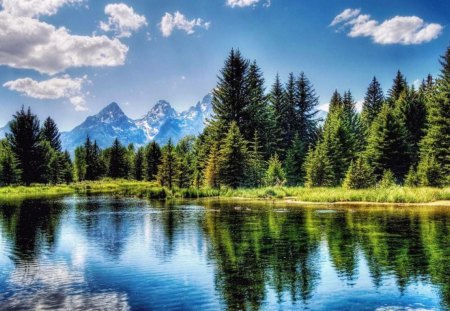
[284,134,306,186]
[7,107,46,185]
[219,122,248,188]
[41,117,62,152]
[134,147,145,181]
[45,143,61,184]
[60,151,73,184]
[343,156,375,189]
[145,141,162,181]
[269,74,289,158]
[284,73,297,148]
[304,145,334,187]
[365,103,410,182]
[74,146,86,181]
[0,140,19,186]
[361,77,384,130]
[246,131,266,187]
[265,153,285,186]
[418,46,450,185]
[108,138,128,179]
[157,139,179,189]
[294,72,319,146]
[204,142,221,188]
[328,90,342,114]
[84,138,104,180]
[387,70,408,104]
[379,169,396,188]
[416,153,443,187]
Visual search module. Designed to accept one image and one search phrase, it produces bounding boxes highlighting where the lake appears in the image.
[0,196,449,310]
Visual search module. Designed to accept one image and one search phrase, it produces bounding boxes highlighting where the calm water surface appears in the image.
[0,196,449,310]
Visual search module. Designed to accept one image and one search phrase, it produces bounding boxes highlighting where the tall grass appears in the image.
[0,180,449,204]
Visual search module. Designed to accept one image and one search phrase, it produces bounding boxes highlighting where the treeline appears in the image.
[0,46,449,189]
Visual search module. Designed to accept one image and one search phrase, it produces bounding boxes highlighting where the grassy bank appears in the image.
[0,180,450,204]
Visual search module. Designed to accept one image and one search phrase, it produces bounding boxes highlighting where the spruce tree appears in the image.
[269,74,289,158]
[108,138,128,179]
[60,151,73,184]
[361,77,384,130]
[343,156,375,189]
[387,70,408,104]
[85,138,104,180]
[416,153,443,187]
[246,131,265,187]
[304,145,334,187]
[204,142,221,188]
[145,141,162,181]
[284,73,297,147]
[41,117,62,152]
[0,140,19,185]
[74,146,86,181]
[328,90,342,114]
[134,147,145,181]
[365,103,410,182]
[157,139,179,189]
[418,46,450,185]
[284,134,306,186]
[265,153,285,186]
[7,107,46,185]
[294,72,319,146]
[219,122,248,188]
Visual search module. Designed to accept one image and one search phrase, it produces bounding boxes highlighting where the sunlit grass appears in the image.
[0,180,449,204]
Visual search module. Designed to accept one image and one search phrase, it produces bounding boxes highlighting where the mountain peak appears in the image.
[96,102,126,122]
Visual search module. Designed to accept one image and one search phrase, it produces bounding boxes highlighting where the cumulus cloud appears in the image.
[331,8,443,45]
[227,0,259,8]
[0,11,128,74]
[0,0,82,17]
[100,3,147,38]
[159,11,210,37]
[3,75,89,111]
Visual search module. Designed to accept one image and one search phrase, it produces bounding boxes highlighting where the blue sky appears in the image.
[0,0,448,130]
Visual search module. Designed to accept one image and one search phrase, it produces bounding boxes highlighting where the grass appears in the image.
[0,180,449,204]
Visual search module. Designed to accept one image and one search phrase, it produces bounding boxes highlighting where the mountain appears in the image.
[61,102,147,154]
[61,94,213,153]
[0,123,9,139]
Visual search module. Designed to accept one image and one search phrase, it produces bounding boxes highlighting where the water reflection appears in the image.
[0,197,448,310]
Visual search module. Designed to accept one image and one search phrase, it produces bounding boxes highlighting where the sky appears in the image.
[0,0,448,130]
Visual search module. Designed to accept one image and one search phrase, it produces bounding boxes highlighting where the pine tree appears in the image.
[60,151,73,184]
[387,70,408,104]
[328,90,342,114]
[343,156,375,189]
[246,131,265,187]
[284,134,306,186]
[304,145,334,187]
[418,46,450,185]
[269,74,289,158]
[157,139,179,189]
[265,153,285,186]
[41,117,62,152]
[204,142,221,188]
[145,141,162,181]
[219,122,248,188]
[284,73,297,148]
[361,77,384,130]
[379,169,396,188]
[294,72,319,146]
[84,138,104,180]
[108,138,128,179]
[0,140,19,185]
[416,153,443,187]
[365,103,410,182]
[7,107,46,185]
[404,166,419,187]
[211,49,249,136]
[134,147,145,181]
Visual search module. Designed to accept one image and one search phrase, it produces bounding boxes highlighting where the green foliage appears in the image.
[204,143,221,188]
[361,77,384,131]
[417,154,443,187]
[219,122,248,188]
[269,74,289,158]
[404,166,419,187]
[0,140,19,186]
[145,141,161,181]
[134,147,145,181]
[284,134,306,186]
[246,131,266,187]
[379,170,396,188]
[265,154,285,186]
[343,157,375,189]
[388,70,408,104]
[107,138,129,179]
[41,117,62,152]
[304,145,334,187]
[157,139,179,189]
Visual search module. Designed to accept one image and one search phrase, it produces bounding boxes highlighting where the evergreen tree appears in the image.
[204,142,221,188]
[304,145,334,187]
[416,153,443,187]
[45,142,61,184]
[0,140,19,185]
[379,169,396,188]
[246,131,265,187]
[145,141,162,181]
[84,138,104,180]
[418,46,450,185]
[74,146,86,181]
[294,72,319,146]
[265,153,285,186]
[404,166,419,187]
[41,117,62,152]
[284,134,306,186]
[157,139,179,189]
[328,90,342,114]
[365,103,410,182]
[387,70,408,104]
[134,147,145,181]
[283,73,297,148]
[219,122,248,188]
[7,107,46,185]
[108,138,128,179]
[361,77,384,130]
[343,156,375,189]
[395,86,427,166]
[175,136,195,188]
[60,151,73,184]
[269,74,289,158]
[211,49,249,136]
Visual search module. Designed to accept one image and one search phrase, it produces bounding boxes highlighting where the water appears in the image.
[0,196,449,310]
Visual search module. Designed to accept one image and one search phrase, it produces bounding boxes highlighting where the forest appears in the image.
[0,45,449,192]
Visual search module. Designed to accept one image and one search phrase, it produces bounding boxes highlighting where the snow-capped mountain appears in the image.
[61,94,213,153]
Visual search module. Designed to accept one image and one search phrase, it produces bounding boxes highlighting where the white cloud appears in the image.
[227,0,259,8]
[0,11,128,74]
[330,8,360,27]
[3,75,89,111]
[100,3,147,38]
[159,11,210,37]
[0,0,82,17]
[331,8,443,45]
